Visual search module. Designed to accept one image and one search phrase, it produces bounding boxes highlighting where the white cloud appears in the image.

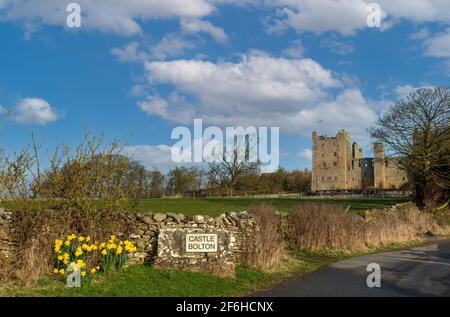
[273,0,369,36]
[297,148,312,161]
[320,35,354,55]
[0,0,213,36]
[138,93,195,124]
[181,18,228,44]
[393,84,416,99]
[264,0,450,36]
[111,42,148,62]
[282,39,304,58]
[137,51,379,138]
[129,84,147,97]
[122,143,208,172]
[112,35,195,62]
[151,34,195,60]
[2,0,450,38]
[122,144,176,172]
[13,97,61,125]
[423,28,450,58]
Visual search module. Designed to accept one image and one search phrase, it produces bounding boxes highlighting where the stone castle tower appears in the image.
[311,130,408,192]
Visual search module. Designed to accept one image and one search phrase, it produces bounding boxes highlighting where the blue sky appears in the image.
[0,0,449,172]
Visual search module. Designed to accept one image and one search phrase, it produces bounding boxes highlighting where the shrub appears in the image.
[0,131,139,284]
[244,204,284,269]
[285,203,434,253]
[285,204,366,252]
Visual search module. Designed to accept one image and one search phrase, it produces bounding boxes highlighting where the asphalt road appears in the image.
[255,239,450,297]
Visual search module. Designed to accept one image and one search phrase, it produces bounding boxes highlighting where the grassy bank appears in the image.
[0,240,424,297]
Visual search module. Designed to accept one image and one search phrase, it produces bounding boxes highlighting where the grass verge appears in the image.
[0,239,426,297]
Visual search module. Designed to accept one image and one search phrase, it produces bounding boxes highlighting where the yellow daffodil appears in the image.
[76,259,86,269]
[53,268,59,274]
[59,269,65,275]
[116,246,123,255]
[64,240,71,246]
[54,240,63,252]
[78,236,85,242]
[81,271,86,277]
[90,268,96,274]
[101,249,107,256]
[67,234,76,241]
[86,236,91,242]
[82,244,91,251]
[75,247,83,257]
[108,235,116,243]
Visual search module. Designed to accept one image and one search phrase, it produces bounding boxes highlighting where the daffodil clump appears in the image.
[100,235,138,272]
[52,234,137,286]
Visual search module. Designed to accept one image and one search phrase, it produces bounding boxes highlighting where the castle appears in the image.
[311,130,409,192]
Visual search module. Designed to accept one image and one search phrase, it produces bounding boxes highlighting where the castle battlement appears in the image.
[311,130,408,192]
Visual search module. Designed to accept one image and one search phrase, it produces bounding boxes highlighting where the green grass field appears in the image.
[1,197,407,217]
[136,197,407,216]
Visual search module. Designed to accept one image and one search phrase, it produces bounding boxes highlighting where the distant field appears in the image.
[136,197,408,216]
[0,197,408,217]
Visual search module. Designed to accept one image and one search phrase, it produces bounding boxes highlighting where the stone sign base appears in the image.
[154,227,238,277]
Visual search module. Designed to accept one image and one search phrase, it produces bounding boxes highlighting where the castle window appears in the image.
[402,177,405,181]
[334,176,338,181]
[333,152,337,157]
[352,177,355,181]
[364,162,368,168]
[385,160,388,167]
[321,176,324,181]
[322,143,324,147]
[358,161,361,167]
[333,162,337,167]
[323,162,327,167]
[322,153,325,157]
[351,161,354,169]
[327,176,332,180]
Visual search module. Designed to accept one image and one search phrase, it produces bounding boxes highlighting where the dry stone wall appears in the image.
[0,209,257,277]
[0,208,14,263]
[124,211,257,276]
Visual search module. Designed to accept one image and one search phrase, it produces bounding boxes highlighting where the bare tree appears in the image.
[370,87,450,210]
[208,147,260,197]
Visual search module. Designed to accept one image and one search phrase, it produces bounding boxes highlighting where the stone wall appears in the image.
[0,209,257,277]
[124,211,256,276]
[0,208,14,263]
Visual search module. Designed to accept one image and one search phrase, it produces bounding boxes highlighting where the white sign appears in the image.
[185,233,218,253]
